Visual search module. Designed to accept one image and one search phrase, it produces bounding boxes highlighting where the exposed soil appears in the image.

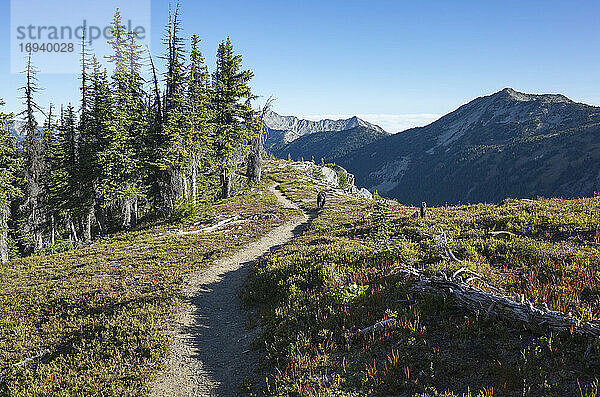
[149,185,311,396]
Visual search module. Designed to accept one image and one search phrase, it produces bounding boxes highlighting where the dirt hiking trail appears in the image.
[150,185,312,396]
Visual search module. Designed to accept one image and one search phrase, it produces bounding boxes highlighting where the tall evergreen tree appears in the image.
[18,52,46,252]
[186,34,213,203]
[42,104,57,244]
[78,26,95,241]
[211,37,256,198]
[102,9,144,230]
[0,99,20,263]
[145,50,165,210]
[162,3,186,123]
[157,3,187,213]
[49,104,80,243]
[79,26,92,131]
[85,57,113,236]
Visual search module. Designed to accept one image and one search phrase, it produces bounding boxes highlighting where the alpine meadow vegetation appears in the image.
[244,160,600,396]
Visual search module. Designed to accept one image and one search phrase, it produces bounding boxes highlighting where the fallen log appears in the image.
[489,231,517,238]
[164,215,245,236]
[402,266,600,338]
[12,349,50,367]
[354,318,398,336]
[428,227,462,263]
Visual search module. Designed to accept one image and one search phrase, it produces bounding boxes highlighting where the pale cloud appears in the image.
[300,113,441,133]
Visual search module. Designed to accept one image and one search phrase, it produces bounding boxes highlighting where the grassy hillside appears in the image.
[2,161,599,396]
[247,162,600,396]
[0,183,300,395]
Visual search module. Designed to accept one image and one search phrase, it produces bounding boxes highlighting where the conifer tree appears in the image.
[49,104,80,243]
[103,9,144,230]
[42,104,57,244]
[79,27,92,131]
[145,50,165,210]
[0,99,20,263]
[42,104,55,156]
[186,34,213,203]
[157,3,187,213]
[148,50,163,129]
[78,26,95,241]
[86,57,112,236]
[211,37,256,198]
[18,52,46,252]
[123,29,148,228]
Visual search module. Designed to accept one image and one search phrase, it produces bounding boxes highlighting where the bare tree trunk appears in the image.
[122,195,139,231]
[246,136,263,184]
[191,154,198,204]
[246,98,272,185]
[182,177,189,201]
[50,213,55,246]
[131,197,138,229]
[32,210,43,251]
[220,168,233,199]
[0,204,9,264]
[83,206,93,243]
[160,166,184,216]
[70,223,78,243]
[96,203,107,237]
[122,198,132,230]
[66,212,78,243]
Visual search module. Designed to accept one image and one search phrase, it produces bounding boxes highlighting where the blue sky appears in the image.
[1,0,599,132]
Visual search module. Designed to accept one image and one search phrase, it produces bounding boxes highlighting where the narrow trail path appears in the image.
[150,185,312,397]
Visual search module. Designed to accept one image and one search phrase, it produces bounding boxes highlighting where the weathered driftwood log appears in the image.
[183,215,244,235]
[403,266,600,338]
[489,230,517,238]
[427,227,463,263]
[160,215,245,236]
[355,266,600,339]
[12,349,50,367]
[354,318,398,336]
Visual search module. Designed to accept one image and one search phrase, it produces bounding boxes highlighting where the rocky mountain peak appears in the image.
[263,110,386,144]
[493,87,573,104]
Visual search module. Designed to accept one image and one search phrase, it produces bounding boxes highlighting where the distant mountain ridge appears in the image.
[263,110,386,144]
[271,125,388,164]
[339,88,600,205]
[265,88,600,205]
[263,110,389,163]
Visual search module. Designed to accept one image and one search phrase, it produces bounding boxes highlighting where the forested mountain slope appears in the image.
[270,125,388,164]
[340,88,600,205]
